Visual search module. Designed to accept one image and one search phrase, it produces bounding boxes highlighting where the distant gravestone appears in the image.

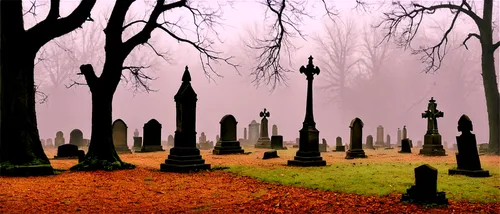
[478,143,489,154]
[160,66,210,172]
[133,136,142,152]
[365,135,374,149]
[419,97,446,156]
[112,119,132,154]
[272,124,278,136]
[255,108,272,148]
[199,132,213,150]
[335,136,345,152]
[248,120,260,144]
[263,150,279,159]
[449,115,490,177]
[386,134,391,147]
[69,129,84,147]
[319,138,328,152]
[271,135,287,150]
[54,144,84,160]
[346,118,367,159]
[213,115,245,155]
[141,119,164,152]
[55,131,65,147]
[375,125,385,147]
[401,164,448,205]
[46,138,53,148]
[397,128,402,147]
[417,140,423,148]
[399,126,412,153]
[134,129,139,137]
[244,128,247,140]
[167,135,174,147]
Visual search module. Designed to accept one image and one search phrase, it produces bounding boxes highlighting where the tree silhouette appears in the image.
[0,0,96,175]
[376,0,500,154]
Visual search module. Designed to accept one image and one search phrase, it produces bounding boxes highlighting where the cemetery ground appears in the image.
[1,147,499,213]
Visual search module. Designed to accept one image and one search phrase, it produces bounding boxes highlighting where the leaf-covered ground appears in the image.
[0,147,499,213]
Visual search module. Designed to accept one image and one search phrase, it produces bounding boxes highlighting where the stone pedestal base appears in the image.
[160,147,210,172]
[448,168,490,177]
[140,145,164,152]
[335,146,345,152]
[345,149,367,159]
[115,146,132,154]
[401,186,448,205]
[213,141,244,155]
[288,151,326,166]
[255,137,271,148]
[419,144,446,156]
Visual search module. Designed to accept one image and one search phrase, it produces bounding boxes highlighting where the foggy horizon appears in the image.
[30,0,499,147]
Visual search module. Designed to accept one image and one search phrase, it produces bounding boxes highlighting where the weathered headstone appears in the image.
[55,131,65,147]
[401,164,448,205]
[397,128,402,147]
[248,120,260,144]
[272,124,278,136]
[141,119,164,152]
[319,138,328,152]
[134,129,139,137]
[263,150,279,159]
[213,115,245,154]
[288,56,326,167]
[69,129,84,147]
[375,125,386,147]
[198,132,213,150]
[161,66,210,172]
[449,115,490,177]
[46,138,53,148]
[345,117,367,159]
[365,135,374,149]
[244,127,247,140]
[112,119,132,154]
[167,135,174,147]
[400,126,412,153]
[335,136,345,152]
[419,97,446,156]
[255,108,272,148]
[385,134,393,149]
[133,136,142,152]
[271,135,287,150]
[54,144,84,160]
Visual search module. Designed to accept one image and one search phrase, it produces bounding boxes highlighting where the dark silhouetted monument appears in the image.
[133,129,142,152]
[449,115,490,177]
[346,118,367,159]
[419,97,446,156]
[401,164,448,205]
[399,126,412,153]
[69,129,84,147]
[112,119,132,154]
[55,131,65,147]
[213,115,245,155]
[161,66,210,172]
[335,136,345,152]
[288,56,326,166]
[255,108,272,148]
[141,119,164,152]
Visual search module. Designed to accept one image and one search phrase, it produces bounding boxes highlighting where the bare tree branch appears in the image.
[493,41,500,51]
[462,33,481,50]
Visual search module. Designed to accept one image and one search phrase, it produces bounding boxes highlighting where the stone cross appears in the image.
[422,97,444,134]
[260,108,270,119]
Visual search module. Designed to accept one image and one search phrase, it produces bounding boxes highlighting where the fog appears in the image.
[31,0,499,147]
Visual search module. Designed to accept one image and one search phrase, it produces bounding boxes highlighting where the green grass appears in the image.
[227,162,500,203]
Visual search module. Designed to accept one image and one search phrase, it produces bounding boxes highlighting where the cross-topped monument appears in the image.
[288,56,326,167]
[419,97,446,156]
[422,97,444,135]
[255,108,272,148]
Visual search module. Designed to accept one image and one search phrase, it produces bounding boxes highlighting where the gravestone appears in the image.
[400,126,412,153]
[255,109,272,148]
[397,128,402,147]
[287,56,326,167]
[54,144,84,159]
[417,140,423,148]
[133,136,142,152]
[319,138,328,152]
[141,119,164,152]
[167,135,174,147]
[244,127,247,140]
[345,118,367,159]
[375,125,386,147]
[271,135,287,150]
[198,132,213,150]
[385,134,393,149]
[478,143,489,154]
[55,131,65,147]
[213,115,245,154]
[419,97,446,156]
[160,66,210,172]
[448,115,490,177]
[248,120,260,144]
[272,124,278,136]
[46,138,53,148]
[335,136,345,152]
[69,129,84,147]
[263,150,279,159]
[112,119,132,154]
[134,129,139,137]
[365,135,374,149]
[401,164,448,205]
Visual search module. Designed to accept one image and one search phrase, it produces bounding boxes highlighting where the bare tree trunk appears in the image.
[0,1,53,175]
[481,50,500,154]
